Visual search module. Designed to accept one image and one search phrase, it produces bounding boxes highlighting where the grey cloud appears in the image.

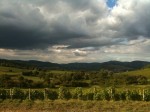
[1,0,105,50]
[114,0,150,40]
[0,0,49,49]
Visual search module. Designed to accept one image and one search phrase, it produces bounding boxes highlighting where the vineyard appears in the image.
[1,87,150,101]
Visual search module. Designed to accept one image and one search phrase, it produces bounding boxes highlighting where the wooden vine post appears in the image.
[29,88,31,100]
[10,88,13,100]
[44,89,46,100]
[142,89,145,101]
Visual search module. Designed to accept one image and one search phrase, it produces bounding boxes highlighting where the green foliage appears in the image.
[0,74,12,88]
[128,90,142,101]
[144,89,150,101]
[125,75,148,85]
[46,89,58,100]
[0,89,8,100]
[74,87,83,100]
[30,90,44,100]
[83,92,94,100]
[93,92,102,100]
[101,89,111,101]
[1,63,150,88]
[119,91,126,100]
[0,87,150,101]
[22,71,33,76]
[71,81,89,87]
[58,87,71,100]
[12,88,26,100]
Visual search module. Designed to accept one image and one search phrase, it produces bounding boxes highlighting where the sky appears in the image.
[0,0,150,63]
[106,0,117,8]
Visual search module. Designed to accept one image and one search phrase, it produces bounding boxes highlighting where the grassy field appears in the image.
[0,66,24,75]
[0,100,150,112]
[0,66,44,82]
[121,68,150,78]
[47,70,74,74]
[0,66,75,83]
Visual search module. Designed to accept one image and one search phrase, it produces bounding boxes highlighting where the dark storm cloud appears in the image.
[0,0,49,49]
[0,0,107,50]
[0,0,97,50]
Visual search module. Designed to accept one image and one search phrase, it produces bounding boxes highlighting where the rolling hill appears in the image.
[0,59,150,72]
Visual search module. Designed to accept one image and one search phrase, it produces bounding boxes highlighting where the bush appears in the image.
[46,89,58,100]
[0,89,8,100]
[31,90,44,100]
[101,89,111,101]
[82,92,94,100]
[71,81,89,87]
[74,87,83,100]
[119,91,126,100]
[144,89,150,101]
[127,90,142,101]
[93,92,102,100]
[22,71,33,76]
[58,87,71,100]
[13,88,26,100]
[132,91,141,101]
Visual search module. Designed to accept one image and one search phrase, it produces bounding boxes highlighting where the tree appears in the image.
[137,75,148,85]
[18,76,25,88]
[98,69,114,86]
[0,74,12,88]
[43,74,51,87]
[125,75,148,85]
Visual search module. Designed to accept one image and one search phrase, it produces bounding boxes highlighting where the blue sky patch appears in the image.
[106,0,117,8]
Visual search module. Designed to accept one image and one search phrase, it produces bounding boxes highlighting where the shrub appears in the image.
[83,92,94,100]
[46,90,58,100]
[101,89,111,101]
[0,89,8,100]
[31,90,44,100]
[74,87,83,100]
[144,89,150,101]
[58,87,71,100]
[13,88,26,100]
[93,92,102,100]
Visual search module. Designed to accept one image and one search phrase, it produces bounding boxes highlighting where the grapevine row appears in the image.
[0,87,150,101]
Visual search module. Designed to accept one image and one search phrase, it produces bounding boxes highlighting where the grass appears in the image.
[47,70,74,74]
[0,100,150,112]
[23,76,43,82]
[0,66,43,82]
[0,66,28,75]
[121,68,150,78]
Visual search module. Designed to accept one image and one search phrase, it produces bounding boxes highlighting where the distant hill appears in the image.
[0,59,150,72]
